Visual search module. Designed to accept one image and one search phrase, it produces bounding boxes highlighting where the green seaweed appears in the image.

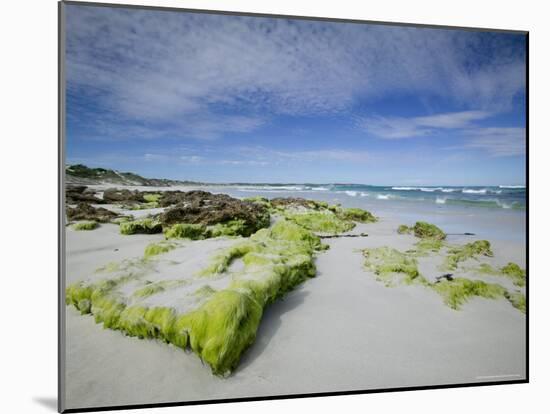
[500,262,526,287]
[431,277,507,310]
[504,290,526,313]
[67,218,325,376]
[286,211,355,234]
[143,193,162,203]
[397,224,412,234]
[119,218,162,235]
[72,221,99,231]
[144,241,177,258]
[363,247,427,286]
[336,207,377,223]
[445,240,493,270]
[362,242,524,313]
[132,280,185,299]
[125,202,159,210]
[412,221,446,240]
[414,238,444,254]
[208,220,249,237]
[164,223,207,240]
[243,196,271,207]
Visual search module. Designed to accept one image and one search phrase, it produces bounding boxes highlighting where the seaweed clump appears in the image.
[286,211,355,234]
[143,241,177,258]
[412,221,446,240]
[397,224,412,234]
[445,240,493,270]
[431,278,507,310]
[335,207,377,223]
[363,247,427,286]
[362,243,525,313]
[120,218,163,235]
[72,221,99,231]
[500,262,526,287]
[66,218,325,376]
[164,223,208,240]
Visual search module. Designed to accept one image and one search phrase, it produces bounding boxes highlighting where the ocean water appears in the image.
[225,184,526,210]
[206,183,527,243]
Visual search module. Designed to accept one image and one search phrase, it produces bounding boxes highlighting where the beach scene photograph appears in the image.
[61,3,527,411]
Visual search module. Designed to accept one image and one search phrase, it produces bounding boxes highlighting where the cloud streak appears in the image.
[358,110,492,139]
[66,5,525,140]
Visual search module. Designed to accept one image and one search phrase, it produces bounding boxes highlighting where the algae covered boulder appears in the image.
[66,217,326,376]
[120,218,163,235]
[286,211,355,234]
[413,221,446,240]
[335,207,377,223]
[160,191,270,236]
[72,221,99,231]
[102,188,146,203]
[66,185,105,204]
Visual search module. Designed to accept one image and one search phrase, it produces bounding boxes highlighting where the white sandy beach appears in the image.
[64,203,526,410]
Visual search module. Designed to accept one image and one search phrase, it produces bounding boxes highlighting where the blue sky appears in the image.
[65,4,526,185]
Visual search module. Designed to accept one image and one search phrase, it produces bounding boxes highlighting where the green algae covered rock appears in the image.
[67,218,325,376]
[72,221,99,231]
[119,218,163,235]
[164,223,208,240]
[286,211,355,234]
[413,221,446,240]
[335,207,377,223]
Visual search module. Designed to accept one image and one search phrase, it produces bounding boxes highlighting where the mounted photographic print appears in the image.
[59,1,528,412]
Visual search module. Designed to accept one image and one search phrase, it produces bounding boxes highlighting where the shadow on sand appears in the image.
[236,286,310,372]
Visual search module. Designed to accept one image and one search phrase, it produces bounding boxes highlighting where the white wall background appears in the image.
[1,0,546,413]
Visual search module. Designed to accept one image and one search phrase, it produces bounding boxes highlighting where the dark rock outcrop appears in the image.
[102,188,145,203]
[66,185,105,205]
[160,191,270,236]
[66,203,119,223]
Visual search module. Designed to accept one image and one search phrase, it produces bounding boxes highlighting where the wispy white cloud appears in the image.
[358,110,492,139]
[464,127,525,157]
[66,6,525,140]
